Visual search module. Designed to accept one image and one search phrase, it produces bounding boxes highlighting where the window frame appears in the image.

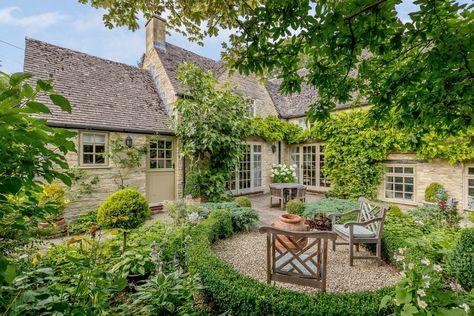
[79,131,109,167]
[248,99,257,117]
[464,165,474,206]
[148,137,175,171]
[383,164,416,203]
[290,143,329,191]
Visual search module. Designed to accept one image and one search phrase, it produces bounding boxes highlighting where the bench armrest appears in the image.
[328,209,360,222]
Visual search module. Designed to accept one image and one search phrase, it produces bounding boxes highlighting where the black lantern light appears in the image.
[271,143,277,154]
[125,135,133,148]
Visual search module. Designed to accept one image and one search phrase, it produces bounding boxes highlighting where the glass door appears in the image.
[230,144,262,195]
[291,144,330,190]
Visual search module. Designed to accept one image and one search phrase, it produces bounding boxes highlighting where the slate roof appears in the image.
[155,43,226,94]
[23,38,171,134]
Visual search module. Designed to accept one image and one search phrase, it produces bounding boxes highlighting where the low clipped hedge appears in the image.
[187,217,394,315]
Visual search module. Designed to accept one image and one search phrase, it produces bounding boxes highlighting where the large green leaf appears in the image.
[50,94,72,113]
[26,101,51,114]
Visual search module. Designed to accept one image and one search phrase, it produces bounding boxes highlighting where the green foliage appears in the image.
[110,248,155,279]
[166,200,206,225]
[97,189,150,230]
[201,201,239,212]
[208,209,233,238]
[381,250,469,316]
[447,228,474,289]
[302,198,359,219]
[249,115,302,143]
[187,216,394,315]
[424,183,445,203]
[107,138,146,189]
[408,206,461,233]
[234,196,251,208]
[230,207,259,232]
[387,205,404,217]
[37,183,68,221]
[185,170,201,198]
[172,63,250,202]
[286,200,304,216]
[468,212,474,224]
[67,209,98,235]
[129,269,203,315]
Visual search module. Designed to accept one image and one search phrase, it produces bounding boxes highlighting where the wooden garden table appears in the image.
[269,183,306,209]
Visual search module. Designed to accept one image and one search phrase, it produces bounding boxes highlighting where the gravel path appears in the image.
[213,231,401,293]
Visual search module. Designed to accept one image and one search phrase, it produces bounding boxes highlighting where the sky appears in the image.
[0,0,463,74]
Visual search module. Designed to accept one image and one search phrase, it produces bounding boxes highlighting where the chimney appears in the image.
[146,15,166,52]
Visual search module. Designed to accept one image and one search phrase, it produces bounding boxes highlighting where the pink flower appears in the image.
[421,258,430,266]
[395,255,405,262]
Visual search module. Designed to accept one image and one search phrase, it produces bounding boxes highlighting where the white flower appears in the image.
[449,282,463,291]
[417,297,428,309]
[414,220,424,226]
[421,258,430,266]
[400,271,406,277]
[188,212,201,223]
[166,227,173,234]
[417,289,426,297]
[398,248,407,254]
[394,254,405,262]
[433,264,442,272]
[408,263,415,270]
[292,164,297,169]
[460,303,470,313]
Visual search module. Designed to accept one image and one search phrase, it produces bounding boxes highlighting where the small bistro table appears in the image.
[269,183,306,210]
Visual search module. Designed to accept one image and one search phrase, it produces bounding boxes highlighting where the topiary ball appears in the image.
[97,189,150,230]
[286,199,304,216]
[234,196,251,208]
[424,182,445,202]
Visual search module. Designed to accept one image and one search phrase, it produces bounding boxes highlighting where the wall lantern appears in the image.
[125,135,133,148]
[271,143,277,154]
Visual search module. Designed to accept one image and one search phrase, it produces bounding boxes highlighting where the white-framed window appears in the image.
[291,143,329,189]
[248,99,256,117]
[384,165,415,201]
[466,166,474,200]
[229,143,262,194]
[80,132,108,166]
[298,118,314,130]
[149,139,174,169]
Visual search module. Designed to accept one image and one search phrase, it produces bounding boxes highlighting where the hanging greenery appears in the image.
[250,110,474,199]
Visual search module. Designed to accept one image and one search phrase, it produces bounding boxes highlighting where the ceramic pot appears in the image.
[271,214,308,251]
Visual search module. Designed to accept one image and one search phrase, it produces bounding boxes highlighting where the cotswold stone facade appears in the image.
[23,16,474,219]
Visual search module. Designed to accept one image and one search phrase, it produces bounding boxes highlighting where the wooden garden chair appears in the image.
[295,187,306,202]
[329,197,389,266]
[259,226,337,292]
[270,187,284,210]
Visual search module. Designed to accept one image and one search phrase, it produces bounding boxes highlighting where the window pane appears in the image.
[83,144,93,153]
[166,141,172,149]
[395,177,403,183]
[157,160,164,168]
[83,134,94,143]
[395,183,403,191]
[95,155,105,164]
[150,142,157,149]
[165,150,172,158]
[469,179,474,187]
[405,184,414,193]
[95,145,105,153]
[404,193,413,200]
[83,154,93,164]
[395,192,403,198]
[386,176,393,182]
[385,183,393,190]
[158,141,164,149]
[158,150,165,158]
[404,167,414,174]
[469,168,474,175]
[385,167,393,173]
[405,177,414,184]
[394,167,403,173]
[150,150,157,159]
[166,160,173,168]
[95,134,106,143]
[150,160,157,169]
[385,191,393,198]
[469,188,474,197]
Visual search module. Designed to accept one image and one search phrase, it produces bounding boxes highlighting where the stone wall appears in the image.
[377,153,470,210]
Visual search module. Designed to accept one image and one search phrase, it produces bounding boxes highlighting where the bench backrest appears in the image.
[357,197,390,236]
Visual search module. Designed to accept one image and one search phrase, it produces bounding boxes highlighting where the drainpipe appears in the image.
[278,141,281,164]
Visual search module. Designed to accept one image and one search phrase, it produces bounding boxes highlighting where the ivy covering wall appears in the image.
[249,110,474,199]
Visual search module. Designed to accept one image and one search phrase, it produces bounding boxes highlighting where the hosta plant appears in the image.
[380,248,471,315]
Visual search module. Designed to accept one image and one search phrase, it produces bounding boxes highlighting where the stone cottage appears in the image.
[23,16,474,218]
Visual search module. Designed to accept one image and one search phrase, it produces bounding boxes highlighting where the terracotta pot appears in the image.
[271,214,308,251]
[38,222,50,228]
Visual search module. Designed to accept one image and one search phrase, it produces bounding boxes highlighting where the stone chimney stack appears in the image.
[145,15,166,53]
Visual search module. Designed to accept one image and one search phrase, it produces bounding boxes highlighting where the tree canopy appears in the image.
[79,0,473,140]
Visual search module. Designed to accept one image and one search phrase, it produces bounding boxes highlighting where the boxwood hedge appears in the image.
[187,216,394,315]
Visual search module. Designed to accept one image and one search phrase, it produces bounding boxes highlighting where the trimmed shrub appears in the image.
[187,217,394,315]
[387,205,404,217]
[424,182,444,202]
[234,196,251,208]
[447,228,474,289]
[201,202,239,212]
[97,189,150,230]
[185,171,201,198]
[286,199,304,216]
[230,207,259,231]
[302,198,359,219]
[208,209,233,238]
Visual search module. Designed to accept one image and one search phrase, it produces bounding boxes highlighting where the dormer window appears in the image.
[248,99,256,117]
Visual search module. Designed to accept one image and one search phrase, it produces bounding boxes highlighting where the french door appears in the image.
[229,143,262,195]
[290,144,330,190]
